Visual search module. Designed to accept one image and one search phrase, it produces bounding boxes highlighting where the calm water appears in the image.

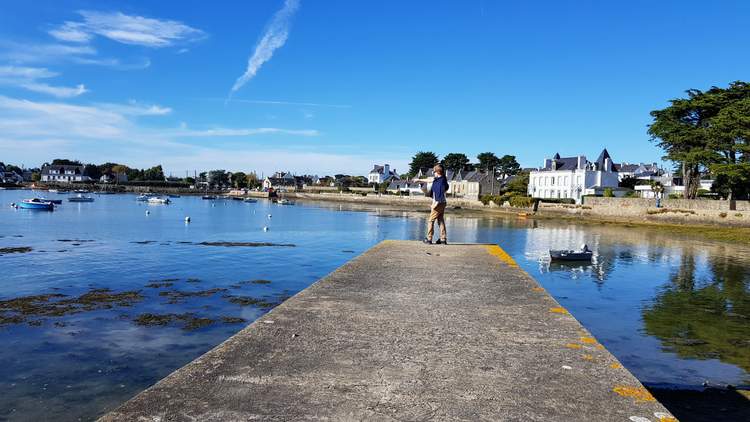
[1,190,748,421]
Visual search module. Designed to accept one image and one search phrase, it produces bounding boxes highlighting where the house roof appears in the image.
[41,164,84,175]
[594,148,612,169]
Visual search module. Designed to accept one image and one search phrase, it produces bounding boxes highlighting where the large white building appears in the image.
[40,164,91,183]
[527,149,620,203]
[367,164,398,184]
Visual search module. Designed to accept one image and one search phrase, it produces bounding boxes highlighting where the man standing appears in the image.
[423,164,449,245]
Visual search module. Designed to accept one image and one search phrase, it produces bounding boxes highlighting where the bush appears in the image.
[509,196,534,208]
[623,190,637,198]
[603,188,614,197]
[539,198,575,204]
[668,193,682,199]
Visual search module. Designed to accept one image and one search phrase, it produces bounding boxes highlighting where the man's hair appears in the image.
[433,164,444,175]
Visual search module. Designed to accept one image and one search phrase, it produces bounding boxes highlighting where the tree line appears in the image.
[649,81,750,200]
[407,151,521,178]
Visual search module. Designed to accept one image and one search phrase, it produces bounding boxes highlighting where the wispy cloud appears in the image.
[229,0,300,95]
[49,10,206,48]
[0,65,87,98]
[172,127,319,137]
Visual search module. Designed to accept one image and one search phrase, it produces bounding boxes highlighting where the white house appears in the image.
[527,149,620,203]
[40,164,91,183]
[615,162,662,181]
[368,164,398,184]
[262,171,301,191]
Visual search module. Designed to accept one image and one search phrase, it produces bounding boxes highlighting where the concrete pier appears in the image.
[101,241,675,421]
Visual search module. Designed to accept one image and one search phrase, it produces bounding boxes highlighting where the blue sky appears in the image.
[1,0,748,177]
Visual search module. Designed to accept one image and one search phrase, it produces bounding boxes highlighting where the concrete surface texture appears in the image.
[100,241,676,422]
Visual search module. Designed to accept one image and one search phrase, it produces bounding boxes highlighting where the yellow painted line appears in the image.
[581,354,594,361]
[579,336,597,344]
[612,386,656,403]
[549,307,570,315]
[565,343,582,349]
[609,362,622,369]
[484,245,519,268]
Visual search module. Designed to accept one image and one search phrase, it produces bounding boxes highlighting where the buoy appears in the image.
[263,226,269,231]
[185,216,191,223]
[267,214,272,218]
[145,210,150,215]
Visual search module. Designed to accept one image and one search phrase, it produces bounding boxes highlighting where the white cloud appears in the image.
[229,0,300,95]
[0,42,97,64]
[49,10,206,48]
[0,95,404,176]
[0,65,87,98]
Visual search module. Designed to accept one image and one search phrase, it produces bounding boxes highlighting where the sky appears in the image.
[0,0,748,177]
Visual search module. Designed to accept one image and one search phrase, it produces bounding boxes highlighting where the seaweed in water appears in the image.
[145,281,174,288]
[57,239,95,243]
[198,241,296,247]
[0,246,33,255]
[158,288,227,304]
[130,240,157,245]
[0,289,143,326]
[133,313,216,331]
[232,279,272,287]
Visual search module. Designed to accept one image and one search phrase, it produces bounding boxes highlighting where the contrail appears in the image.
[229,0,300,96]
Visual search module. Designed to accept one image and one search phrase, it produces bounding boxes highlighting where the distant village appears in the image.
[0,149,716,205]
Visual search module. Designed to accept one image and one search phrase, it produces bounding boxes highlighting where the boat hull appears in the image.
[18,201,54,210]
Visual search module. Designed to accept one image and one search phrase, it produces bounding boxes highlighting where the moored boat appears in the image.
[147,197,171,205]
[277,198,294,205]
[68,194,94,203]
[550,244,593,262]
[40,198,62,204]
[202,195,217,200]
[243,198,258,203]
[18,198,54,210]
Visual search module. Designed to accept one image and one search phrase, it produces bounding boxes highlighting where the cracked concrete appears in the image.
[100,241,675,422]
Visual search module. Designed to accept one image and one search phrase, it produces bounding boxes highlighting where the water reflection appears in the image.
[642,250,750,382]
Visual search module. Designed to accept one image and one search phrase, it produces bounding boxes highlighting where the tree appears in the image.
[619,176,640,190]
[51,159,82,166]
[502,172,529,196]
[143,165,165,181]
[207,169,229,187]
[246,172,260,188]
[497,155,521,178]
[711,163,750,200]
[83,164,101,180]
[441,153,470,172]
[476,152,501,172]
[408,151,439,176]
[31,172,40,182]
[231,171,247,188]
[648,83,750,198]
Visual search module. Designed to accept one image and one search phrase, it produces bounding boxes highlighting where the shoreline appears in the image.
[287,193,750,246]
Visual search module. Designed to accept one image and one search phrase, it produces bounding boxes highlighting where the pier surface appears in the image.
[101,241,674,421]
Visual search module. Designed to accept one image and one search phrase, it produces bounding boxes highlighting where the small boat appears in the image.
[277,198,294,205]
[48,189,58,193]
[56,190,69,194]
[68,194,94,203]
[202,195,217,200]
[243,198,258,203]
[550,244,593,262]
[40,198,63,204]
[168,194,181,198]
[147,197,171,205]
[73,189,90,194]
[97,191,116,195]
[18,198,54,210]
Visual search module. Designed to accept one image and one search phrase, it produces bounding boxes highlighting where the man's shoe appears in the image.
[423,238,432,244]
[436,239,447,245]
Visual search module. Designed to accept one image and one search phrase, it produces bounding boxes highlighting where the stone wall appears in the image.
[582,197,750,211]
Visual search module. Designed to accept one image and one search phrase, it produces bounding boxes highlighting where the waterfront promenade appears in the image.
[100,241,674,421]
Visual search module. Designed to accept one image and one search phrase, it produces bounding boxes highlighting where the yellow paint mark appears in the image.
[613,386,656,403]
[658,417,678,422]
[484,245,519,267]
[582,354,594,361]
[565,343,582,349]
[532,287,545,292]
[610,363,622,369]
[549,307,570,315]
[596,344,605,350]
[580,336,597,344]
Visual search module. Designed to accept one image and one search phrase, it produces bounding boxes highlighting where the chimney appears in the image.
[604,157,612,172]
[544,159,552,169]
[577,155,586,170]
[383,164,390,175]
